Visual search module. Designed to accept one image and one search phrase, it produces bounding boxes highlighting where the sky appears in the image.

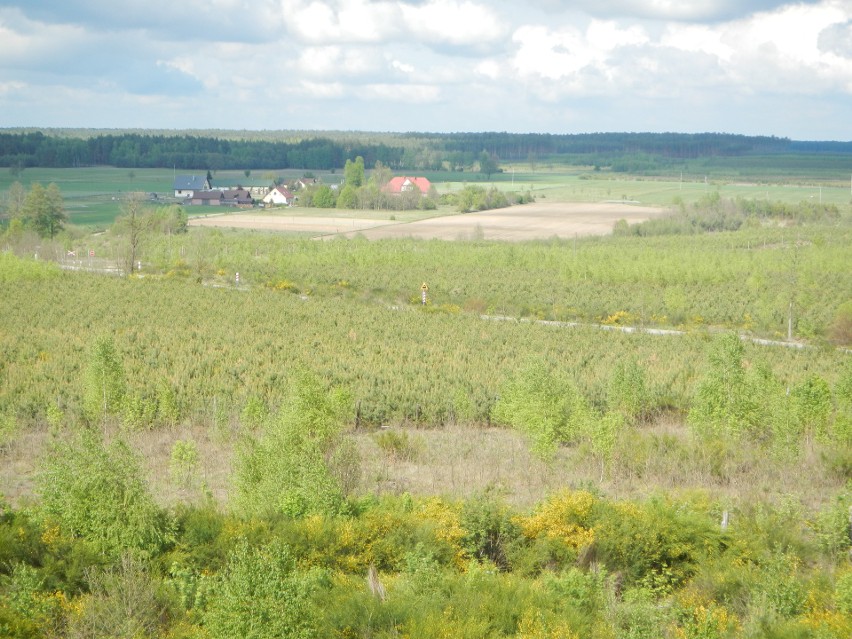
[0,0,851,140]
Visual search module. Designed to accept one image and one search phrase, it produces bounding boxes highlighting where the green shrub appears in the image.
[835,572,852,616]
[607,587,677,639]
[608,358,651,422]
[374,429,422,462]
[170,440,200,490]
[35,429,170,558]
[68,555,167,639]
[492,360,589,460]
[0,252,61,283]
[460,492,520,570]
[204,539,318,639]
[0,563,66,639]
[594,497,718,590]
[234,370,355,518]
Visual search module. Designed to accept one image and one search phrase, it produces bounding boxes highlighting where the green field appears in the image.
[3,162,851,229]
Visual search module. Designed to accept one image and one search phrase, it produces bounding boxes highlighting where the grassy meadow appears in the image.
[1,158,851,638]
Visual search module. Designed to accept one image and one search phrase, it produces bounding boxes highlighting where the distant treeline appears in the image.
[1,129,850,171]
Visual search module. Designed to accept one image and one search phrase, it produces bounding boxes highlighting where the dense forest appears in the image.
[2,129,850,172]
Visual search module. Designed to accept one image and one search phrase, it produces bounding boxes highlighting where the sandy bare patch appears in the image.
[189,213,395,234]
[188,202,666,241]
[338,202,665,241]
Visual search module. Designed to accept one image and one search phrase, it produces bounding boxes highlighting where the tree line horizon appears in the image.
[1,129,850,173]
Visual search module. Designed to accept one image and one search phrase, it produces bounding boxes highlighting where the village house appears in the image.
[383,176,432,195]
[173,175,210,198]
[294,177,317,190]
[262,185,295,206]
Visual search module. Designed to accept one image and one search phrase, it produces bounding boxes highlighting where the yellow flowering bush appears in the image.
[418,497,468,568]
[515,490,596,550]
[674,592,739,639]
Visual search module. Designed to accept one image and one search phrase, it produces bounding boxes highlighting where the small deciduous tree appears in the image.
[829,300,852,347]
[336,183,359,209]
[478,151,499,179]
[234,370,356,517]
[492,360,589,460]
[370,160,393,189]
[170,439,200,490]
[344,156,365,187]
[82,336,126,424]
[3,181,26,221]
[791,374,832,444]
[311,185,337,208]
[608,359,651,423]
[114,192,153,274]
[688,333,759,439]
[152,204,188,235]
[23,182,66,238]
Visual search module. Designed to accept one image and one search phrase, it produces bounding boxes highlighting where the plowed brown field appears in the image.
[188,201,666,241]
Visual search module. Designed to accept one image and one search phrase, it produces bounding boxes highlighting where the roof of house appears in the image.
[384,176,432,194]
[190,190,224,201]
[174,175,209,190]
[263,186,294,201]
[223,189,253,203]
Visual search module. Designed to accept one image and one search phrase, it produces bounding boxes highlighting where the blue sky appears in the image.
[1,0,850,139]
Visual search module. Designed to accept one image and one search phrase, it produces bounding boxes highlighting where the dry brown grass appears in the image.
[1,417,844,513]
[355,418,844,511]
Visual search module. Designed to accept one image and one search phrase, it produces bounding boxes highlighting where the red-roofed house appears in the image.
[383,176,432,195]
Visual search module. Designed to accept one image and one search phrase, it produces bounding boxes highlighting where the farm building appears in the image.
[186,188,254,207]
[223,188,253,207]
[219,179,271,198]
[188,191,224,206]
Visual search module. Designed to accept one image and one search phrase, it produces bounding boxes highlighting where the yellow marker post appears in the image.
[420,282,428,305]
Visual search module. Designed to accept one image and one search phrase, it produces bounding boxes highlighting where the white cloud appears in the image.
[475,59,501,79]
[0,80,26,95]
[297,80,347,98]
[391,59,415,73]
[510,20,648,86]
[403,0,508,48]
[660,1,852,92]
[363,82,441,102]
[295,45,383,77]
[283,0,401,43]
[1,0,851,137]
[0,7,89,67]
